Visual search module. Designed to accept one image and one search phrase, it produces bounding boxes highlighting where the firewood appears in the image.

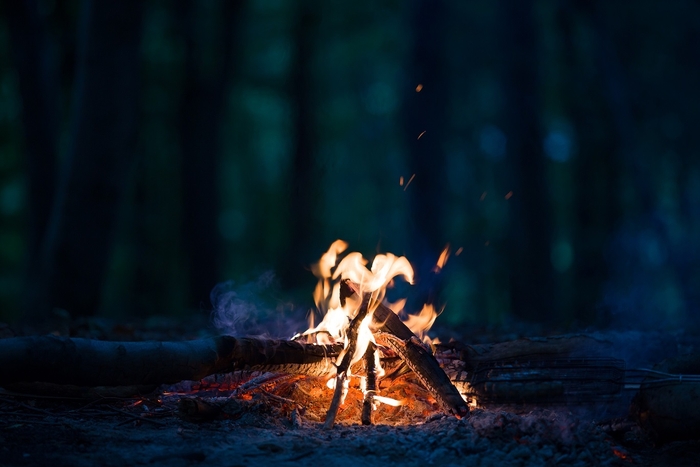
[361,342,377,425]
[633,354,700,443]
[344,280,469,418]
[323,287,371,429]
[376,332,468,418]
[0,335,343,387]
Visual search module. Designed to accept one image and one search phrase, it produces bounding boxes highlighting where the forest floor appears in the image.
[1,317,699,466]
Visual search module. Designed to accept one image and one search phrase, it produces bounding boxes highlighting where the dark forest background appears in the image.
[1,0,699,334]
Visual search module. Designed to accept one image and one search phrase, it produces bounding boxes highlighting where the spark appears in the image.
[404,173,416,191]
[415,83,423,92]
[399,176,404,186]
[455,247,463,256]
[505,191,513,200]
[480,191,487,201]
[417,131,426,140]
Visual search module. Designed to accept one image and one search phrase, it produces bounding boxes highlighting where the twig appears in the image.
[361,342,377,425]
[106,406,167,427]
[261,390,295,405]
[324,284,371,429]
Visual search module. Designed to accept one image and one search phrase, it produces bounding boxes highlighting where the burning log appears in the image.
[323,289,372,428]
[376,332,468,418]
[0,335,342,388]
[361,342,377,425]
[342,280,469,419]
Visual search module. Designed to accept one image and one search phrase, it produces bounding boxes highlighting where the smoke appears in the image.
[209,271,305,338]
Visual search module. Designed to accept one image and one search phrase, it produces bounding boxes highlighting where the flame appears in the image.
[306,241,414,350]
[404,303,441,344]
[305,241,443,407]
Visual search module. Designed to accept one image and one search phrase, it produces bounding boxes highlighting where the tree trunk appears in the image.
[500,0,555,323]
[177,0,242,308]
[281,0,320,289]
[29,0,144,319]
[6,1,59,317]
[556,1,619,326]
[403,0,449,309]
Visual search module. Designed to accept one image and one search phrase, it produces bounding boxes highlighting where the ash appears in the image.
[1,400,640,467]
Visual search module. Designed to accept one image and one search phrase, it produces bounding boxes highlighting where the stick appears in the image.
[344,281,469,418]
[361,342,376,425]
[376,332,469,418]
[324,285,371,429]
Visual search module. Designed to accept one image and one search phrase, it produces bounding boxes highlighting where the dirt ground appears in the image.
[2,319,700,466]
[2,376,699,467]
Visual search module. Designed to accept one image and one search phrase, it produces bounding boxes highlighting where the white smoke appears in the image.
[209,271,304,337]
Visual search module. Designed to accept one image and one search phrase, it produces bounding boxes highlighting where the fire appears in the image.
[305,242,415,349]
[302,240,443,415]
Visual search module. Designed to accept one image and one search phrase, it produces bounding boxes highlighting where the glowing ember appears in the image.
[415,83,423,92]
[417,130,426,140]
[432,244,450,273]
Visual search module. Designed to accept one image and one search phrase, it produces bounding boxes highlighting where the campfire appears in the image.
[2,241,700,465]
[170,239,470,427]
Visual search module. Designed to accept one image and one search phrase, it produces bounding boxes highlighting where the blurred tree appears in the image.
[176,0,242,308]
[556,0,618,325]
[280,0,319,289]
[6,1,58,311]
[500,0,555,323]
[27,0,143,319]
[403,0,449,308]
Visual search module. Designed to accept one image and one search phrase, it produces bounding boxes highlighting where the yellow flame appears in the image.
[403,303,439,340]
[374,395,403,407]
[305,241,446,395]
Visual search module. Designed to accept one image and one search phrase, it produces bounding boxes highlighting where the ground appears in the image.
[2,318,700,466]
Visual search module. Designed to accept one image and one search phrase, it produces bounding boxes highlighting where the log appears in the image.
[437,335,624,404]
[0,333,625,411]
[0,335,342,387]
[633,354,700,443]
[344,280,468,418]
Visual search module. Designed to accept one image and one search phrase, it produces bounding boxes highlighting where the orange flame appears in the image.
[305,241,442,380]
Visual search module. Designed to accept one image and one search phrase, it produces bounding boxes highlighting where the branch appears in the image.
[0,335,342,387]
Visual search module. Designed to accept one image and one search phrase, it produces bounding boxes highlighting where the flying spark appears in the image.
[404,174,416,191]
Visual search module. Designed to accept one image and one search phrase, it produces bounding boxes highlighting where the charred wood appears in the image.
[376,332,468,418]
[361,342,377,425]
[324,286,371,428]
